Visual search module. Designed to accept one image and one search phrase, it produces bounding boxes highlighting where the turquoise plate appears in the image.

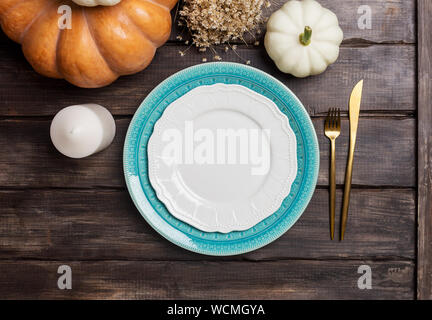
[123,62,319,256]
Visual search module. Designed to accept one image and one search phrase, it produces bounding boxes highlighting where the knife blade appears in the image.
[340,80,363,240]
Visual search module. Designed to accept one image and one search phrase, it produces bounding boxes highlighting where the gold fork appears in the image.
[324,108,341,240]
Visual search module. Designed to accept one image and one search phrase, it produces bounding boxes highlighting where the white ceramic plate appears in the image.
[148,83,297,233]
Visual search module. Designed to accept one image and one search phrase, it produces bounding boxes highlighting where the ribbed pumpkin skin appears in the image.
[0,0,178,88]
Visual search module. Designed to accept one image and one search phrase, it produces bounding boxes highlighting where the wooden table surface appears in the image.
[0,0,430,300]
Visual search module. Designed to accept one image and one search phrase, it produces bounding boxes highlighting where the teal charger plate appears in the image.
[123,62,319,256]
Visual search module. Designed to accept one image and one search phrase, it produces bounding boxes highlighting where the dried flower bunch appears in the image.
[179,0,266,48]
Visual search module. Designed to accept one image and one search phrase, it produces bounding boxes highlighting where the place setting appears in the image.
[121,62,364,255]
[120,0,361,254]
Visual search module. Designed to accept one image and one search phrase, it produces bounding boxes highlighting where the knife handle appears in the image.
[341,145,355,240]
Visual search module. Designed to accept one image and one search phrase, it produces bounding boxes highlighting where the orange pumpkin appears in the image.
[0,0,178,88]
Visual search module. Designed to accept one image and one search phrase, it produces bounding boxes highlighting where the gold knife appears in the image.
[340,80,363,240]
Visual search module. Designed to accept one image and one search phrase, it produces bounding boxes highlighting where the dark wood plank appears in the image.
[292,0,415,44]
[0,0,415,46]
[0,189,415,261]
[417,0,432,300]
[0,44,415,116]
[171,0,415,44]
[0,260,414,299]
[0,118,415,188]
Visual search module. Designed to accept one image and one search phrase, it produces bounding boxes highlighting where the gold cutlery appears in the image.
[341,80,364,240]
[325,108,341,240]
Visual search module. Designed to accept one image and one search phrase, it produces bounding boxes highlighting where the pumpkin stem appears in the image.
[299,26,312,46]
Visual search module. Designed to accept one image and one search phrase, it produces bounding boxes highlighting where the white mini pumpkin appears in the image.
[72,0,121,6]
[264,0,343,77]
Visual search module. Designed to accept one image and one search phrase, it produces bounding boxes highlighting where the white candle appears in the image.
[50,104,116,158]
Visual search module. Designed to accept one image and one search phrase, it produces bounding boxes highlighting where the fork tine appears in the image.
[325,108,342,130]
[335,108,339,127]
[328,108,332,128]
[331,108,336,128]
